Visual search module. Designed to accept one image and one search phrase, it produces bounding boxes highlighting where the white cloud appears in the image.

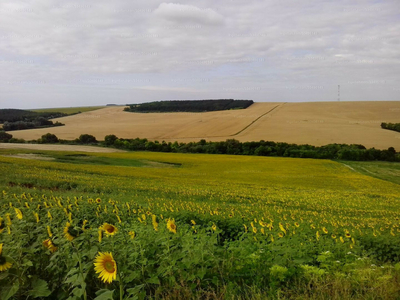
[0,0,399,108]
[153,3,224,26]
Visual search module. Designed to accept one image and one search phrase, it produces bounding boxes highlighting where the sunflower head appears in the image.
[0,218,5,233]
[14,208,23,220]
[345,233,351,238]
[102,223,118,236]
[42,239,58,253]
[96,198,101,203]
[94,252,117,284]
[0,244,12,272]
[64,222,80,241]
[167,219,177,234]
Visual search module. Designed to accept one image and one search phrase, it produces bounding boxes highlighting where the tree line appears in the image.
[124,99,254,113]
[1,131,397,162]
[381,122,400,133]
[0,109,67,123]
[0,109,66,131]
[2,118,64,131]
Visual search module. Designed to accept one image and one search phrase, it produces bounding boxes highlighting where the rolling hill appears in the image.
[6,101,400,150]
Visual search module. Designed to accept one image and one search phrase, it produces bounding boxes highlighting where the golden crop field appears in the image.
[9,101,400,150]
[1,149,400,299]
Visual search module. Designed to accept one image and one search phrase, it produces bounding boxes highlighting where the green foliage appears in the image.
[381,122,400,133]
[101,135,399,162]
[76,134,98,144]
[0,109,67,123]
[1,150,400,299]
[0,131,13,143]
[2,117,64,132]
[39,133,59,144]
[124,99,254,113]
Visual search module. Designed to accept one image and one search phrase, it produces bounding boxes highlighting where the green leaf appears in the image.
[0,272,9,281]
[126,284,144,297]
[28,278,51,298]
[89,246,99,259]
[72,287,84,298]
[1,281,20,300]
[94,289,114,300]
[146,276,160,285]
[21,259,33,267]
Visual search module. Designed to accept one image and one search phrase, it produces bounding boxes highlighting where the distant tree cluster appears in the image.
[103,135,399,162]
[0,109,66,131]
[0,109,67,123]
[1,131,398,162]
[124,99,254,113]
[0,131,13,142]
[75,134,98,144]
[381,122,400,133]
[2,118,64,131]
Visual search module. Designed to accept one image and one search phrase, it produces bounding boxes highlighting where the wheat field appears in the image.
[9,101,400,149]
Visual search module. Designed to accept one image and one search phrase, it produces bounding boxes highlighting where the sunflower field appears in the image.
[0,149,400,299]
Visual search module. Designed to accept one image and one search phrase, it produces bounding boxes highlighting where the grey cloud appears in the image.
[153,3,224,26]
[0,0,399,108]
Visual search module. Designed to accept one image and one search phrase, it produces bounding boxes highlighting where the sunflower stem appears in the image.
[119,276,124,300]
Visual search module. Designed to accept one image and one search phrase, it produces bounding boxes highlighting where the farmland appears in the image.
[31,106,106,115]
[1,149,400,299]
[7,101,400,150]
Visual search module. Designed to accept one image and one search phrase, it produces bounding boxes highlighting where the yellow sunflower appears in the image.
[14,208,23,220]
[64,222,79,241]
[0,218,5,234]
[102,223,118,236]
[167,219,177,234]
[128,231,136,239]
[94,252,117,284]
[96,198,101,203]
[42,239,57,253]
[0,244,12,272]
[212,224,217,231]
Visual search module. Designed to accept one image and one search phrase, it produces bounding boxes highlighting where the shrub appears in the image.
[104,134,118,146]
[77,134,97,144]
[39,133,59,144]
[0,131,13,142]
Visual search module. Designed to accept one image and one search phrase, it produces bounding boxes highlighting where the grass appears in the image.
[0,149,180,168]
[342,160,400,185]
[30,106,105,114]
[1,150,400,299]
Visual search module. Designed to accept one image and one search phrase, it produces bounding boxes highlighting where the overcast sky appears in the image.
[0,0,399,109]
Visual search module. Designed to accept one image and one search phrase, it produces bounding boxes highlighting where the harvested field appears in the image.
[8,101,400,149]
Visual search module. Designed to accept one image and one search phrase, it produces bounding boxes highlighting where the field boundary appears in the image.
[0,143,125,153]
[232,103,285,136]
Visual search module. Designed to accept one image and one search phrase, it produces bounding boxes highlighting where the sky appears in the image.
[0,0,399,109]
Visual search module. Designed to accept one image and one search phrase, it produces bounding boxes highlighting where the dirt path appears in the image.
[0,143,125,153]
